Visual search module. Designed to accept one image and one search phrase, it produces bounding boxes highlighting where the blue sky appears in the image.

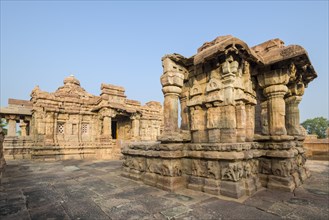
[1,1,328,122]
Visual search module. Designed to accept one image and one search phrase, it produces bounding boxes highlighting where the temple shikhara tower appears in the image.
[0,76,162,160]
[122,35,317,198]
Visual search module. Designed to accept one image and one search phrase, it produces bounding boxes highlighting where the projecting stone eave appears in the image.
[194,35,263,66]
[161,53,194,68]
[258,45,317,86]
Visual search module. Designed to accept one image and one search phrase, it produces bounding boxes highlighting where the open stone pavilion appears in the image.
[122,35,317,199]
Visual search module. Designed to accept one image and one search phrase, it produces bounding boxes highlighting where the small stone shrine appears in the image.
[122,35,317,198]
[0,76,162,160]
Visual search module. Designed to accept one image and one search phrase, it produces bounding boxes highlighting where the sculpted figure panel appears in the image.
[221,162,243,182]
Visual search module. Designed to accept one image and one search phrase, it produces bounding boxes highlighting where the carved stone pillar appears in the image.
[236,101,246,142]
[190,105,208,142]
[245,104,255,141]
[160,71,184,136]
[103,116,112,138]
[258,69,289,137]
[263,85,288,136]
[19,120,27,136]
[180,89,189,130]
[260,101,269,135]
[7,116,17,136]
[206,103,221,143]
[220,56,238,143]
[53,113,58,144]
[285,96,302,136]
[131,114,141,140]
[45,112,55,144]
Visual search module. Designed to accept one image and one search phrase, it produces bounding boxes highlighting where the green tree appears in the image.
[301,117,329,139]
[0,118,7,135]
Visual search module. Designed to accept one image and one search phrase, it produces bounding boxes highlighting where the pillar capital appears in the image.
[5,114,18,121]
[130,113,141,120]
[263,84,288,98]
[162,86,182,96]
[160,72,184,88]
[285,95,302,104]
[257,69,290,89]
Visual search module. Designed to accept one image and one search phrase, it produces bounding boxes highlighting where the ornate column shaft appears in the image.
[162,86,181,133]
[160,65,184,136]
[103,116,112,137]
[236,101,246,142]
[285,96,302,136]
[206,103,221,143]
[7,116,17,136]
[131,114,141,140]
[53,113,58,144]
[260,101,269,135]
[258,69,290,137]
[245,104,255,141]
[180,89,189,130]
[264,85,288,136]
[19,120,27,136]
[220,56,238,143]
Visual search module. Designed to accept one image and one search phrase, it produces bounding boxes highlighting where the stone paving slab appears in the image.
[1,160,328,220]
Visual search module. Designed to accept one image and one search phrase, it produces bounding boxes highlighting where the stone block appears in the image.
[156,174,186,191]
[192,130,208,143]
[204,186,221,195]
[143,172,157,187]
[220,180,246,199]
[187,183,203,192]
[220,128,237,143]
[258,174,268,187]
[244,178,256,196]
[292,172,301,187]
[298,167,308,182]
[204,178,220,188]
[208,129,220,143]
[267,175,295,192]
[253,176,262,190]
[188,175,205,185]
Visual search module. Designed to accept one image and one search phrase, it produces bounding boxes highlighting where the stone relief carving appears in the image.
[162,160,182,177]
[207,160,221,179]
[222,55,239,76]
[271,159,292,177]
[191,159,208,177]
[259,159,272,174]
[124,156,146,172]
[190,107,203,131]
[221,162,243,182]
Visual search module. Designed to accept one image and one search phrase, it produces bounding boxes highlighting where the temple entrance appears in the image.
[111,121,117,139]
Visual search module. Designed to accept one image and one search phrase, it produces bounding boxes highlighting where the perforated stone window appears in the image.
[82,123,88,134]
[57,123,65,134]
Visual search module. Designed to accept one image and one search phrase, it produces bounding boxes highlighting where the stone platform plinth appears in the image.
[122,140,309,199]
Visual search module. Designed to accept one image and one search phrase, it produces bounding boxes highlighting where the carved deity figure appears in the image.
[221,162,243,182]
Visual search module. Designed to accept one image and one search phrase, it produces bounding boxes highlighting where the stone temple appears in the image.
[0,76,162,160]
[122,35,317,198]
